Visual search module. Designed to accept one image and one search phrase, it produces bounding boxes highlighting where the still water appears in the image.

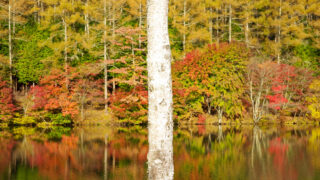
[0,125,319,180]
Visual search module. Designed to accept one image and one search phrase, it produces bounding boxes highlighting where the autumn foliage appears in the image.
[173,43,247,123]
[31,69,78,118]
[0,79,16,121]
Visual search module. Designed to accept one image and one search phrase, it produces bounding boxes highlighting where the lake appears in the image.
[0,124,319,180]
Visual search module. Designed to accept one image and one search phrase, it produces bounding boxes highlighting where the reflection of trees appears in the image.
[0,127,149,180]
[148,123,174,180]
[0,125,318,179]
[250,125,268,179]
[175,126,247,179]
[251,126,267,167]
[217,125,224,142]
[104,134,108,180]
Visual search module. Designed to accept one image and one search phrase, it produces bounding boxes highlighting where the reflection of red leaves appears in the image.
[30,135,82,179]
[268,138,288,173]
[197,115,206,135]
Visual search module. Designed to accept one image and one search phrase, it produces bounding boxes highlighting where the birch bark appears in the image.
[147,0,174,178]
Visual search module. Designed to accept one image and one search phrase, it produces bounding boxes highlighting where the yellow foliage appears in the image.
[307,80,320,119]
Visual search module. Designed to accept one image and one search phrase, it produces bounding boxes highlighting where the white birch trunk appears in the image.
[85,0,90,36]
[112,11,116,95]
[229,4,232,43]
[183,0,186,52]
[216,7,220,47]
[9,1,13,88]
[209,8,213,44]
[104,0,108,114]
[147,0,174,178]
[12,0,15,34]
[139,0,142,48]
[277,0,282,64]
[63,17,69,90]
[245,7,250,48]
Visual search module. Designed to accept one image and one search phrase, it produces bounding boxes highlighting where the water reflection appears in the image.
[0,125,319,179]
[147,122,174,180]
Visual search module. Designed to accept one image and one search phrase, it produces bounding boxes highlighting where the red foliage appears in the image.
[266,63,313,111]
[267,94,288,110]
[109,85,148,123]
[197,114,206,124]
[31,69,78,118]
[0,78,16,120]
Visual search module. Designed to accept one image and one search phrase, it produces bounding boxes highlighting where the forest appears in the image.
[0,0,319,126]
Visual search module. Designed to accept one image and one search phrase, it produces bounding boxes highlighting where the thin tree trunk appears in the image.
[63,17,69,90]
[138,0,142,48]
[37,0,40,24]
[9,1,13,89]
[147,0,174,178]
[277,0,282,64]
[12,0,15,34]
[209,8,213,44]
[245,7,250,48]
[85,0,90,36]
[216,7,220,47]
[229,4,232,43]
[41,0,44,24]
[104,0,108,114]
[80,101,84,121]
[217,107,223,124]
[112,10,116,95]
[183,0,186,52]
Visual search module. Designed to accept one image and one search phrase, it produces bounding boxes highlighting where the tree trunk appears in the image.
[104,0,108,114]
[9,1,13,89]
[183,0,186,53]
[80,102,84,121]
[216,7,220,47]
[147,0,174,178]
[217,107,223,124]
[37,0,40,24]
[138,0,142,48]
[228,4,232,43]
[277,0,282,64]
[63,17,69,90]
[85,0,90,36]
[209,8,213,44]
[245,7,250,48]
[12,0,15,34]
[112,10,116,95]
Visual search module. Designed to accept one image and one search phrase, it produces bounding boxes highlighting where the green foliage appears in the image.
[45,113,72,125]
[15,23,51,84]
[294,45,320,76]
[46,126,72,140]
